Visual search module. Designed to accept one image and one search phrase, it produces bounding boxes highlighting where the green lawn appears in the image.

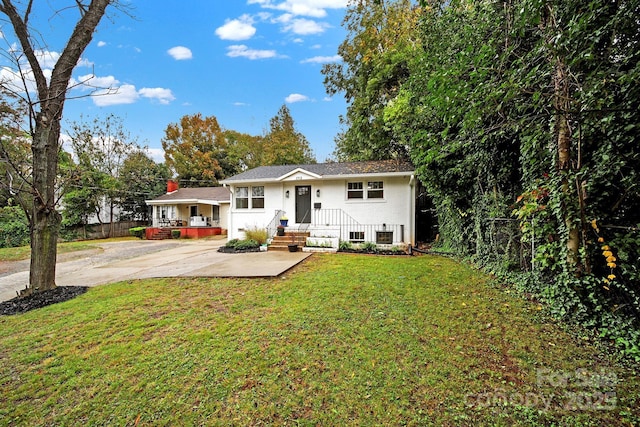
[0,254,637,426]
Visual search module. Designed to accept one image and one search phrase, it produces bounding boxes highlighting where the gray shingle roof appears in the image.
[222,159,414,183]
[148,186,230,202]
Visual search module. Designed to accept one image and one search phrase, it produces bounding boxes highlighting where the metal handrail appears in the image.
[267,209,285,238]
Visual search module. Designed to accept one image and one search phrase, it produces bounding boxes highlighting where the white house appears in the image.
[220,160,416,246]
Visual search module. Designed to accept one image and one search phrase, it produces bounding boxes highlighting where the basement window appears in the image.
[349,231,365,243]
[376,231,393,245]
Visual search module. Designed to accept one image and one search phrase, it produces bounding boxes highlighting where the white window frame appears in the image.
[347,182,364,199]
[251,186,265,209]
[235,187,249,209]
[367,181,384,199]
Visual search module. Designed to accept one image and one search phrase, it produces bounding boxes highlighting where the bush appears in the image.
[129,227,146,239]
[338,240,353,251]
[225,239,240,248]
[244,227,268,245]
[220,238,260,253]
[0,206,30,248]
[171,230,181,239]
[360,242,377,252]
[234,239,259,250]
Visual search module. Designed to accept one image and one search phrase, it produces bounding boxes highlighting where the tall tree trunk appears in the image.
[27,114,63,294]
[1,0,114,295]
[547,4,581,271]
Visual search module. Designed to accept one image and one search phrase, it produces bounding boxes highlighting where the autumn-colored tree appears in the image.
[0,0,116,295]
[262,105,315,165]
[162,114,236,186]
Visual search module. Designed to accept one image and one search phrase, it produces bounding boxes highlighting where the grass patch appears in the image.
[0,254,637,425]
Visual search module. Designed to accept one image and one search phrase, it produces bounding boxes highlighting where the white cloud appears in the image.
[215,15,257,41]
[167,46,193,60]
[234,102,250,106]
[301,54,341,64]
[76,57,94,68]
[248,0,348,18]
[282,18,328,35]
[34,49,60,69]
[97,41,107,47]
[0,66,34,93]
[285,93,309,103]
[76,74,119,90]
[146,147,165,164]
[323,96,332,102]
[93,84,139,106]
[226,45,279,60]
[139,87,176,104]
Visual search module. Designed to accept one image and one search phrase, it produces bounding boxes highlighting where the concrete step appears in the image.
[268,231,309,251]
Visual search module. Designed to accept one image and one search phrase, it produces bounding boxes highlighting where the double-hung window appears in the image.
[235,187,249,209]
[251,186,264,208]
[347,182,364,199]
[347,181,384,199]
[367,181,384,199]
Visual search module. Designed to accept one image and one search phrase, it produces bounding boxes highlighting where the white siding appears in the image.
[227,175,415,244]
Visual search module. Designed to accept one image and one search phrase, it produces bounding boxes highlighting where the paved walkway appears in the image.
[0,239,312,302]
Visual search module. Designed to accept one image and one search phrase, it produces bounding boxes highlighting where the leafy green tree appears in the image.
[322,0,422,161]
[0,205,29,248]
[380,0,640,357]
[118,151,170,221]
[262,105,315,165]
[0,0,115,295]
[223,130,264,171]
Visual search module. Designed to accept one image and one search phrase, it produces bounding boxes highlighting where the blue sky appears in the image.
[1,1,348,163]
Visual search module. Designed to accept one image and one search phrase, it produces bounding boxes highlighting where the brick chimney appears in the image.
[167,179,178,193]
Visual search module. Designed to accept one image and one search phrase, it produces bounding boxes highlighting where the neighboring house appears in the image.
[220,160,416,246]
[144,181,230,238]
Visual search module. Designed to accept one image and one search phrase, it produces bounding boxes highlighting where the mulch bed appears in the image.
[0,286,89,316]
[217,247,261,254]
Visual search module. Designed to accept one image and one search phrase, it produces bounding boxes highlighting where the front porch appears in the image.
[145,226,224,240]
[264,208,408,251]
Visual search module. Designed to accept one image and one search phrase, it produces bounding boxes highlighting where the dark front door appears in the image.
[295,186,311,224]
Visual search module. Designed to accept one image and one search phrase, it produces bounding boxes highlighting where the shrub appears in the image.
[338,240,353,251]
[129,227,146,239]
[244,227,268,245]
[0,206,30,248]
[171,230,181,239]
[361,241,377,252]
[225,239,240,248]
[235,239,259,250]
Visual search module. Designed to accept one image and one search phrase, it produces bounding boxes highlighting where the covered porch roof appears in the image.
[145,187,230,206]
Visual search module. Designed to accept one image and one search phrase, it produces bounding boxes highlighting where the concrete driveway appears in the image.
[0,239,312,302]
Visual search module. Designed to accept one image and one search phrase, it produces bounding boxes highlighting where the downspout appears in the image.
[409,174,416,246]
[223,183,233,239]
